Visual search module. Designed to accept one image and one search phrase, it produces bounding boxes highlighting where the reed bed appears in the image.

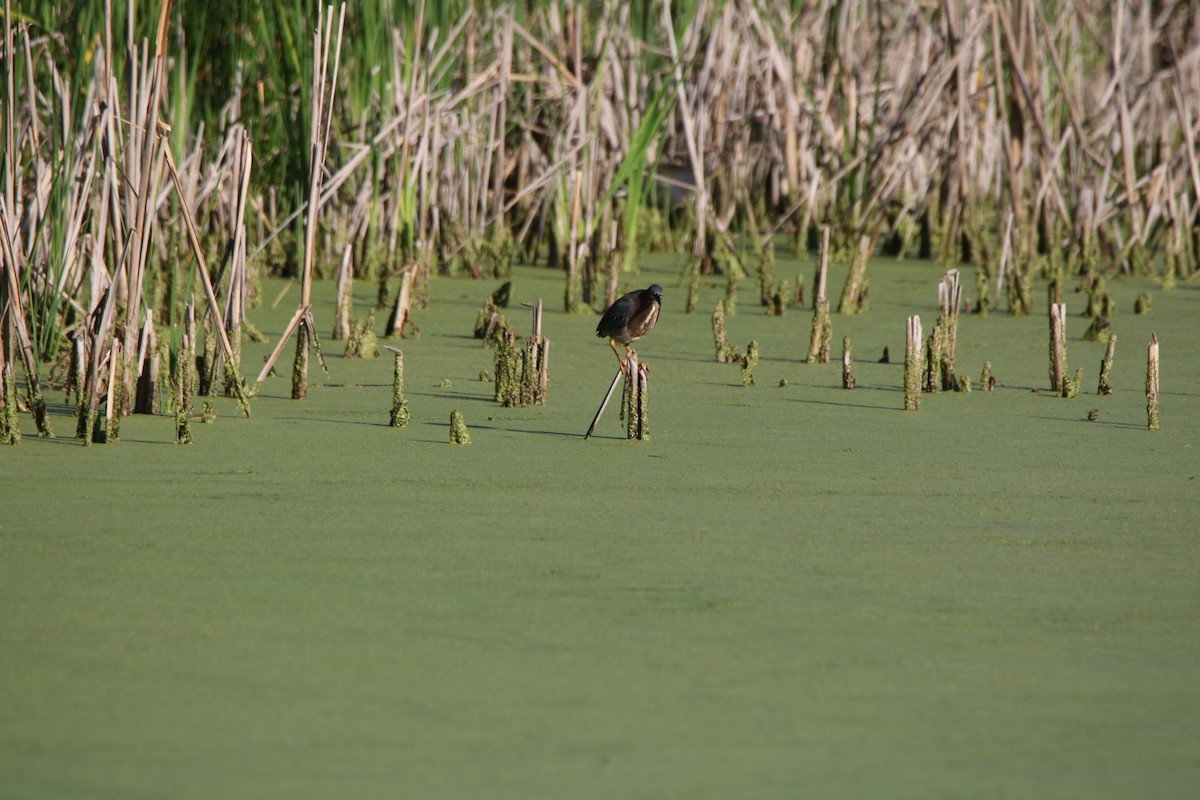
[2,0,1198,442]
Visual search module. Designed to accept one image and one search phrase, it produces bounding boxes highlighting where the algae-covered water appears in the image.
[2,255,1198,798]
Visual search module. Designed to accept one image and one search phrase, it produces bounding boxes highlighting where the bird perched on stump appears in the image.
[596,284,662,366]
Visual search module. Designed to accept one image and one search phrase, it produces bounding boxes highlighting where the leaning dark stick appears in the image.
[585,364,626,439]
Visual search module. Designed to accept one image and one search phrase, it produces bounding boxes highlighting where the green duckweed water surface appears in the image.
[2,256,1198,798]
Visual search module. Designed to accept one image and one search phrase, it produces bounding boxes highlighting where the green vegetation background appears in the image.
[2,256,1198,798]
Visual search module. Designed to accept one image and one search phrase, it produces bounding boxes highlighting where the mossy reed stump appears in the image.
[771,279,789,316]
[1083,316,1112,342]
[712,300,732,363]
[100,340,121,443]
[494,326,522,406]
[385,266,420,338]
[1097,334,1116,395]
[495,300,550,407]
[449,409,471,444]
[837,234,871,314]
[723,273,738,316]
[1146,334,1160,431]
[474,297,501,342]
[1085,277,1116,318]
[1063,368,1083,398]
[622,353,650,441]
[904,316,922,411]
[344,310,380,358]
[807,300,832,364]
[1135,292,1152,314]
[936,269,961,390]
[980,361,996,392]
[740,341,760,387]
[1,359,19,445]
[384,346,411,428]
[923,326,944,394]
[842,337,855,389]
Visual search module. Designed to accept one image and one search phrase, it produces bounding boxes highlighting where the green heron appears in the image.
[596,284,663,365]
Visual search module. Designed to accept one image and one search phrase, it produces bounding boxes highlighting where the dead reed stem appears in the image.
[1146,334,1160,431]
[1098,334,1117,396]
[1049,302,1067,393]
[842,337,855,390]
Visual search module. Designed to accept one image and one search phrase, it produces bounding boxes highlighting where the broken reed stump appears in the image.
[1097,334,1116,395]
[384,346,411,428]
[740,341,759,387]
[102,339,121,443]
[923,326,943,394]
[474,296,502,342]
[494,326,522,406]
[936,269,961,390]
[1063,368,1083,399]
[175,299,197,445]
[520,300,550,406]
[712,299,732,362]
[449,409,472,444]
[771,279,789,316]
[1085,277,1116,318]
[494,300,550,407]
[807,301,832,364]
[904,315,922,411]
[807,226,832,364]
[1083,316,1112,342]
[623,352,650,441]
[385,266,419,339]
[980,361,996,392]
[1,356,19,445]
[331,244,353,341]
[344,310,380,358]
[1146,334,1160,431]
[837,234,871,314]
[1049,302,1068,395]
[842,337,855,389]
[134,313,160,414]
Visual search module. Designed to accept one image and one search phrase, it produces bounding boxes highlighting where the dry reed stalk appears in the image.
[807,227,831,364]
[661,0,709,278]
[292,3,347,400]
[1146,334,1160,431]
[332,244,353,340]
[161,143,249,415]
[133,309,159,414]
[386,266,418,338]
[585,362,624,440]
[0,201,51,436]
[1049,302,1067,393]
[120,1,172,416]
[842,337,855,390]
[937,269,962,390]
[1098,334,1117,396]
